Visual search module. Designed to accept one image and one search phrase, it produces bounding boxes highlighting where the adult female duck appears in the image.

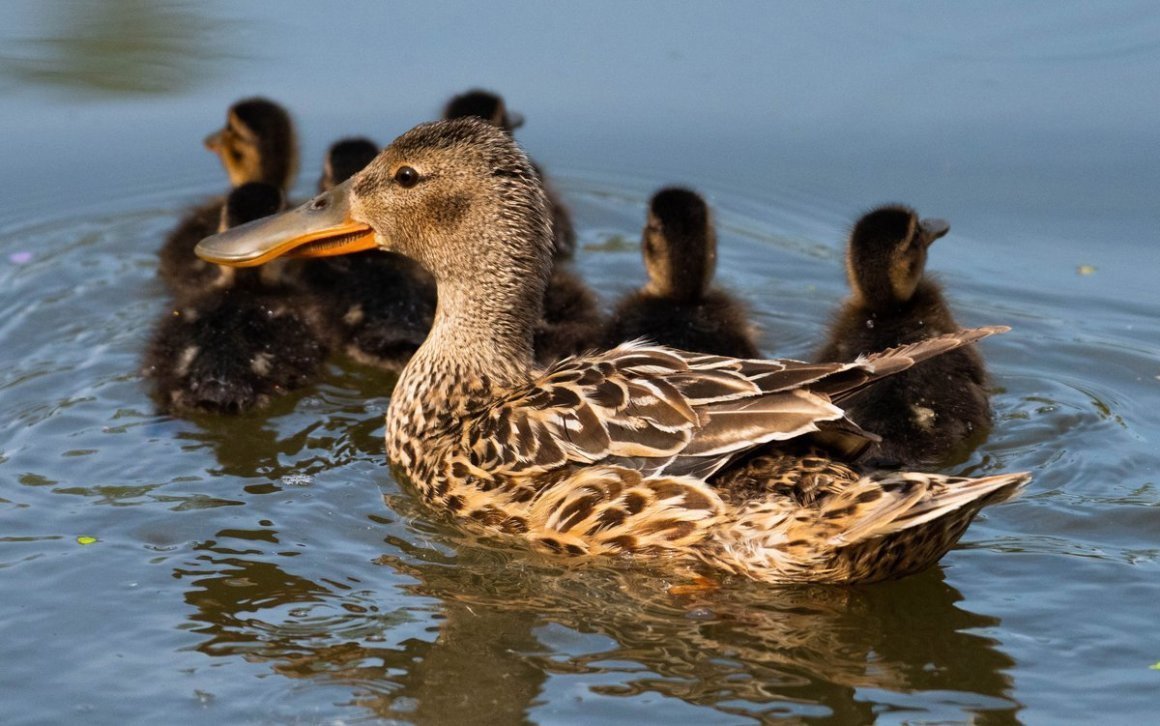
[196,119,1028,584]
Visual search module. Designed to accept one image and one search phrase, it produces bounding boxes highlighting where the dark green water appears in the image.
[2,2,1159,723]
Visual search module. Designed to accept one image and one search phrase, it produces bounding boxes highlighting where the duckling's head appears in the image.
[204,97,299,190]
[197,118,553,293]
[641,187,717,302]
[442,89,524,133]
[219,182,285,233]
[846,205,949,307]
[319,137,379,192]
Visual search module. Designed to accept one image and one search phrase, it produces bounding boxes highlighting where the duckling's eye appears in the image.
[394,166,420,188]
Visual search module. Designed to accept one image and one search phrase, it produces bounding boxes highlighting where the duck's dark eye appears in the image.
[394,166,420,188]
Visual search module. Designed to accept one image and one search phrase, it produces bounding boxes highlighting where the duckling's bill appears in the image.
[919,217,950,244]
[195,181,376,267]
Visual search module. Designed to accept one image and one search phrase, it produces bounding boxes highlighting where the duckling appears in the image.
[146,182,327,414]
[158,97,298,301]
[605,187,760,358]
[815,205,992,467]
[196,118,1029,585]
[443,89,600,363]
[301,137,436,371]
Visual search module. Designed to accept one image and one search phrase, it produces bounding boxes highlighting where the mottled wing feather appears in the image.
[463,329,1004,478]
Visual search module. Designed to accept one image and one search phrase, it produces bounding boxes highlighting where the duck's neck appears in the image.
[387,249,548,462]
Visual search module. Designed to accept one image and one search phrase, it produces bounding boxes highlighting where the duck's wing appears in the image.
[466,328,1007,479]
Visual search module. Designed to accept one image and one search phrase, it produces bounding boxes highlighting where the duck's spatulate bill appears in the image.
[195,180,376,267]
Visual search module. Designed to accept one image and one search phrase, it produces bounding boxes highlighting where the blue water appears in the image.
[2,2,1159,723]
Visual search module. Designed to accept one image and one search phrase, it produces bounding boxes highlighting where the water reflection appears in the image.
[175,523,1017,723]
[0,0,234,94]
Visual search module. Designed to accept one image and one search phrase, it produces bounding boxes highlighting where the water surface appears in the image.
[2,2,1158,723]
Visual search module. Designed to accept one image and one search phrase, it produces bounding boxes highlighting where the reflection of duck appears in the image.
[606,187,760,358]
[159,97,298,300]
[443,89,601,363]
[196,119,1029,584]
[816,206,992,467]
[302,138,436,371]
[145,183,327,414]
[175,517,1016,723]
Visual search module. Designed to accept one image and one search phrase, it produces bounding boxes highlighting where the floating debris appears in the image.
[8,251,32,265]
[1077,264,1097,276]
[76,535,97,545]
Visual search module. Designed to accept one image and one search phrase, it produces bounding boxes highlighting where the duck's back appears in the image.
[816,281,991,466]
[145,285,328,413]
[606,288,760,359]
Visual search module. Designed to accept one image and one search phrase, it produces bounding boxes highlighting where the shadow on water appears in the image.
[0,0,237,95]
[174,514,1018,723]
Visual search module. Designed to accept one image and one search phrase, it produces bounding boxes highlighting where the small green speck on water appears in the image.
[77,536,97,545]
[1077,264,1097,276]
[1150,662,1160,671]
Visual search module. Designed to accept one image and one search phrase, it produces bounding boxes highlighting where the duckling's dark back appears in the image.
[816,205,992,467]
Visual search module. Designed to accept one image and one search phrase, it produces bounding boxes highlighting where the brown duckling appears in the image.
[443,89,601,363]
[815,205,992,467]
[301,137,437,371]
[159,97,298,301]
[145,182,328,414]
[605,187,760,358]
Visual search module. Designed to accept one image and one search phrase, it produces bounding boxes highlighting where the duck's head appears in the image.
[846,205,949,307]
[641,187,717,302]
[196,118,553,290]
[318,137,379,192]
[204,97,299,191]
[442,89,524,133]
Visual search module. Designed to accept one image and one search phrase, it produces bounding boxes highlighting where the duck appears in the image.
[301,137,437,371]
[195,118,1029,584]
[605,187,760,358]
[158,97,298,301]
[146,182,328,414]
[815,205,993,467]
[442,89,601,363]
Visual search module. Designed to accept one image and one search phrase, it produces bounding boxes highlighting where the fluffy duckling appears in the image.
[815,205,992,467]
[195,119,1029,584]
[605,187,760,358]
[159,97,298,301]
[443,89,600,363]
[301,137,437,371]
[146,182,327,414]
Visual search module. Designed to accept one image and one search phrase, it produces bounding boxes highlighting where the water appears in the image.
[2,2,1159,723]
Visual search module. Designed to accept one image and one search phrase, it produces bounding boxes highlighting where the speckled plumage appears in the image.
[816,205,992,467]
[199,119,1029,583]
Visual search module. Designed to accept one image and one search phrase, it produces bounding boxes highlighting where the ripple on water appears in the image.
[1,173,1159,723]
